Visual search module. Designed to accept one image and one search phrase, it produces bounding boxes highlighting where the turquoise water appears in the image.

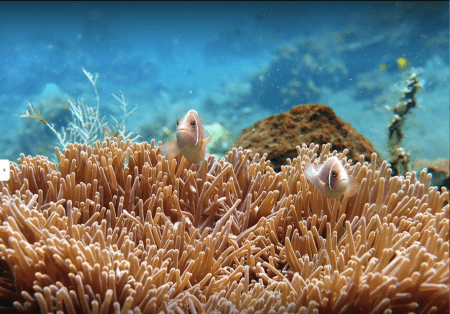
[0,1,448,165]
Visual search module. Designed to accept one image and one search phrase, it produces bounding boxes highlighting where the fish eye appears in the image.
[191,121,196,128]
[331,171,337,177]
[176,120,179,126]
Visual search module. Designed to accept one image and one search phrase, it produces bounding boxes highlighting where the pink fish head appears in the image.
[176,110,203,148]
[325,157,350,197]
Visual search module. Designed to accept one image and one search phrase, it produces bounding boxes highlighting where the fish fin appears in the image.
[343,175,360,197]
[161,139,181,159]
[199,135,213,159]
[304,162,327,195]
[304,162,315,181]
[203,135,212,145]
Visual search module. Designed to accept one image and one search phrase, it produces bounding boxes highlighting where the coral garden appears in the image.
[0,137,448,313]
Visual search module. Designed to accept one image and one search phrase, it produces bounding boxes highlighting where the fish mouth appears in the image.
[177,127,190,132]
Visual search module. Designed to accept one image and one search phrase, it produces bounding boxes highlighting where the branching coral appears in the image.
[0,138,448,313]
[20,68,139,151]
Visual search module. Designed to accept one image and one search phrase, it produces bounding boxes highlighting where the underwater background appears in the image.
[0,1,448,166]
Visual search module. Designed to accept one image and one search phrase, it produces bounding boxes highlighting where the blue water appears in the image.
[0,1,448,165]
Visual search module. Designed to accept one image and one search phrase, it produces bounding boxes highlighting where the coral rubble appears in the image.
[235,104,380,172]
[0,137,448,313]
[413,157,450,190]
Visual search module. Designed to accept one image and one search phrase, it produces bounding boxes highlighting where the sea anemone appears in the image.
[0,137,448,313]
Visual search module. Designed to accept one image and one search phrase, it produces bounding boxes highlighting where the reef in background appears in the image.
[235,104,380,172]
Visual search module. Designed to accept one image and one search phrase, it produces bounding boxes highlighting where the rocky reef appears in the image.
[235,104,379,172]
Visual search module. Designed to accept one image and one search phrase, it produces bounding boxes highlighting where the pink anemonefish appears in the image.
[304,156,359,198]
[161,110,212,164]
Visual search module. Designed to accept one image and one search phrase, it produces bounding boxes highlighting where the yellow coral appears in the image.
[396,57,411,71]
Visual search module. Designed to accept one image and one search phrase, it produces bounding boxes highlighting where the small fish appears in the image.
[304,156,359,198]
[161,110,212,163]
